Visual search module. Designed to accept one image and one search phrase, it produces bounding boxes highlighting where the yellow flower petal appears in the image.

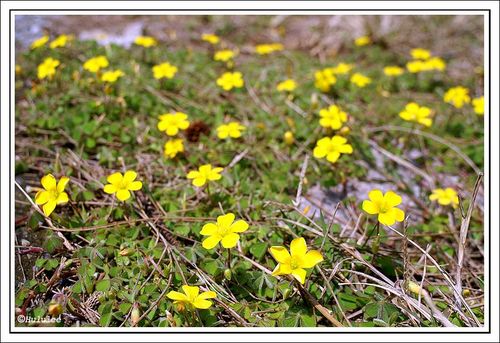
[192,298,213,309]
[166,126,179,136]
[182,285,200,299]
[302,250,324,268]
[317,137,331,147]
[271,263,292,276]
[217,213,235,227]
[56,192,69,205]
[167,291,188,301]
[198,291,217,300]
[429,192,439,201]
[202,235,221,249]
[439,198,451,205]
[221,233,240,248]
[269,246,291,264]
[116,189,131,201]
[157,120,169,131]
[103,184,116,194]
[313,146,327,159]
[419,118,432,127]
[192,177,206,187]
[41,174,57,190]
[43,201,57,217]
[200,223,218,235]
[392,208,405,222]
[399,111,413,121]
[208,173,222,181]
[35,190,49,205]
[186,171,200,179]
[291,268,307,284]
[107,172,123,185]
[368,189,384,202]
[331,136,347,145]
[362,200,378,214]
[338,144,353,154]
[326,151,341,163]
[384,191,402,207]
[290,237,307,257]
[128,181,143,191]
[378,212,396,226]
[123,170,137,183]
[230,220,249,233]
[56,176,70,193]
[217,128,229,139]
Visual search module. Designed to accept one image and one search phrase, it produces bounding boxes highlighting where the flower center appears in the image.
[290,255,302,270]
[378,201,390,213]
[326,143,339,154]
[117,180,129,191]
[217,224,231,237]
[49,189,59,201]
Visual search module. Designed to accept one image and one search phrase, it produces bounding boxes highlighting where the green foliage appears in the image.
[14,16,484,329]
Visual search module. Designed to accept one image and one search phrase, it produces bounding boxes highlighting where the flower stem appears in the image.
[227,248,232,269]
[69,198,84,221]
[361,221,379,249]
[191,309,198,327]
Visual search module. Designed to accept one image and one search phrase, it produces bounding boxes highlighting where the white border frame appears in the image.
[1,1,499,342]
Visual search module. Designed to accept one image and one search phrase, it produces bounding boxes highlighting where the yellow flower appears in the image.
[406,60,425,73]
[83,55,109,73]
[216,122,246,139]
[362,190,405,226]
[157,112,190,136]
[354,36,371,47]
[15,64,22,75]
[276,79,297,92]
[255,43,284,55]
[284,131,294,145]
[164,139,184,159]
[103,171,143,201]
[425,57,446,71]
[37,57,60,80]
[472,96,484,115]
[313,136,353,163]
[152,62,178,79]
[34,174,69,217]
[314,68,336,92]
[214,50,235,62]
[134,35,157,47]
[383,66,404,76]
[200,213,249,249]
[101,70,124,83]
[201,33,220,45]
[407,57,446,73]
[444,86,471,108]
[331,62,354,75]
[187,164,223,187]
[216,71,244,91]
[50,34,72,49]
[399,102,433,127]
[269,237,323,284]
[350,73,371,87]
[167,285,217,310]
[31,35,49,49]
[410,48,431,60]
[319,104,348,130]
[429,188,459,208]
